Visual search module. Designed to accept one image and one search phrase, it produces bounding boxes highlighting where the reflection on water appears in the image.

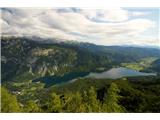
[33,67,156,87]
[33,72,89,87]
[87,67,156,79]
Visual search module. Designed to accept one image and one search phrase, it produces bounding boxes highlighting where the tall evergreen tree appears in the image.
[1,87,21,112]
[65,92,86,112]
[87,86,101,112]
[81,90,90,112]
[102,83,125,112]
[47,92,62,112]
[24,100,42,112]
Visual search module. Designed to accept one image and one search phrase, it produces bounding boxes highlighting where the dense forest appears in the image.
[2,76,160,112]
[1,37,160,113]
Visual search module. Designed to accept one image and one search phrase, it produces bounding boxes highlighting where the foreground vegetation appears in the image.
[1,76,160,113]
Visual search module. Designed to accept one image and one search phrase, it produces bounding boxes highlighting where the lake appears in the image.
[87,67,156,79]
[33,67,156,87]
[33,72,89,87]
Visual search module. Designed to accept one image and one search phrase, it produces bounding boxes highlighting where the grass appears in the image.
[121,57,158,71]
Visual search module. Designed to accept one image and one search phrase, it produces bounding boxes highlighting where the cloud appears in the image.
[82,8,129,22]
[0,8,158,46]
[132,11,150,17]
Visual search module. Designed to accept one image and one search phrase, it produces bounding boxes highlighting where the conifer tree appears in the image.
[47,92,62,112]
[81,90,90,112]
[65,92,85,112]
[1,87,21,112]
[87,86,101,112]
[25,100,42,112]
[102,83,125,112]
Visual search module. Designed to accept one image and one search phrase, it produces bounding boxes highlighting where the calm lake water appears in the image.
[33,67,156,87]
[87,67,156,79]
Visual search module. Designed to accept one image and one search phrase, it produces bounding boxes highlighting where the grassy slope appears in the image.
[121,57,159,71]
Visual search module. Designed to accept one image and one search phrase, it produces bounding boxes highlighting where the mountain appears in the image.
[1,37,160,113]
[2,37,160,83]
[148,58,160,72]
[1,37,108,82]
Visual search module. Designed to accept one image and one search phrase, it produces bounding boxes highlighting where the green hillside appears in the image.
[1,37,160,113]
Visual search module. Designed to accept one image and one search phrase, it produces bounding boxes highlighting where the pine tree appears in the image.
[47,92,62,112]
[65,92,86,112]
[87,86,101,112]
[102,83,125,112]
[24,100,42,112]
[1,87,21,112]
[81,90,90,112]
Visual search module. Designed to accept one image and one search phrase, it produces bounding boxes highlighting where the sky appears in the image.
[0,7,159,47]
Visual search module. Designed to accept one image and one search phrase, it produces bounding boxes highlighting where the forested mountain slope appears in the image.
[2,37,160,83]
[1,37,160,113]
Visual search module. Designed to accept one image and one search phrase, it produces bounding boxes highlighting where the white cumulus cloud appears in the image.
[0,8,158,46]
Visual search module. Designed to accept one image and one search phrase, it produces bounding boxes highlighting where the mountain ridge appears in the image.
[2,36,159,49]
